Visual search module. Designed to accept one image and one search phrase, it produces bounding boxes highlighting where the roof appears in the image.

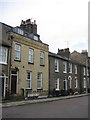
[49,52,69,61]
[49,51,89,66]
[70,51,88,65]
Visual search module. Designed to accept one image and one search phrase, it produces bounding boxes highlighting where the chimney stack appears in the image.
[81,50,88,56]
[20,18,37,34]
[57,48,70,58]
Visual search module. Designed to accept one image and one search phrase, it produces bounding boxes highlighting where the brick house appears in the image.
[49,48,90,96]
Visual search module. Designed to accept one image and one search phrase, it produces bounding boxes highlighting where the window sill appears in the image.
[28,62,34,65]
[40,64,45,67]
[0,62,7,65]
[26,88,32,90]
[14,59,21,62]
[63,71,67,73]
[37,88,43,90]
[69,72,72,74]
[55,71,59,73]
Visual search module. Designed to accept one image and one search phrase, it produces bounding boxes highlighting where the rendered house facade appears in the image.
[0,19,49,98]
[10,19,49,97]
[0,22,12,98]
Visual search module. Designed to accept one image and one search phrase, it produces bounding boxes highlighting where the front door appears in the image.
[11,70,17,94]
[0,76,4,97]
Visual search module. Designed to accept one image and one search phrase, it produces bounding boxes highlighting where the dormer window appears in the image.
[34,35,38,40]
[17,28,24,35]
[13,27,24,35]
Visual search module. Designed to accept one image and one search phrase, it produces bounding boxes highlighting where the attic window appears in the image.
[17,28,24,35]
[34,35,38,40]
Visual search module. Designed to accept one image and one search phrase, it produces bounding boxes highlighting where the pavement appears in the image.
[1,93,89,108]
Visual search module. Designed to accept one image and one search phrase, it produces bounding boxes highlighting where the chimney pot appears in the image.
[34,20,36,24]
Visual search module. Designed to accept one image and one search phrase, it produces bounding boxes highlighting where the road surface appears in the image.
[2,96,88,118]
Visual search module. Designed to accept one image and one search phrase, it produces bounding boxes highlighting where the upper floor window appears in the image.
[74,65,77,74]
[55,59,59,72]
[0,46,8,64]
[28,48,34,63]
[14,44,21,60]
[37,72,42,89]
[26,71,32,89]
[69,63,72,73]
[40,52,45,65]
[83,67,86,76]
[63,61,67,73]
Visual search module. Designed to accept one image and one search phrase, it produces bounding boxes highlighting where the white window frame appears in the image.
[26,71,32,89]
[55,78,60,90]
[63,61,67,73]
[83,77,86,88]
[40,52,45,65]
[69,63,72,73]
[37,72,42,89]
[0,73,8,98]
[28,48,34,63]
[0,46,8,64]
[55,59,59,72]
[14,44,21,60]
[74,65,77,74]
[75,77,78,88]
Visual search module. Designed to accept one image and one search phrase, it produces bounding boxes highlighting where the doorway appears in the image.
[11,70,18,94]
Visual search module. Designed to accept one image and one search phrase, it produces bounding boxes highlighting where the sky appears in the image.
[0,0,89,54]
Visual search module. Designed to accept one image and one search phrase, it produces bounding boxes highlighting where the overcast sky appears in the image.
[0,0,89,54]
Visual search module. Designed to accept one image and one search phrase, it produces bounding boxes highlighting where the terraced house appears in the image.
[1,19,49,99]
[0,19,90,100]
[0,22,12,98]
[49,48,90,96]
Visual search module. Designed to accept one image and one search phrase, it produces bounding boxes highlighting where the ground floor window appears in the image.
[37,72,42,89]
[26,71,32,89]
[0,73,8,98]
[83,77,86,88]
[63,79,67,90]
[55,78,59,90]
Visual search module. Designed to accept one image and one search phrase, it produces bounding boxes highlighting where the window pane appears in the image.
[15,45,20,60]
[26,80,30,88]
[0,46,7,64]
[15,45,20,51]
[40,52,44,65]
[26,71,32,89]
[55,59,59,72]
[37,72,42,88]
[29,49,33,63]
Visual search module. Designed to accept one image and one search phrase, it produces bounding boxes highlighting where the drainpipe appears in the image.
[86,57,88,94]
[8,33,13,94]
